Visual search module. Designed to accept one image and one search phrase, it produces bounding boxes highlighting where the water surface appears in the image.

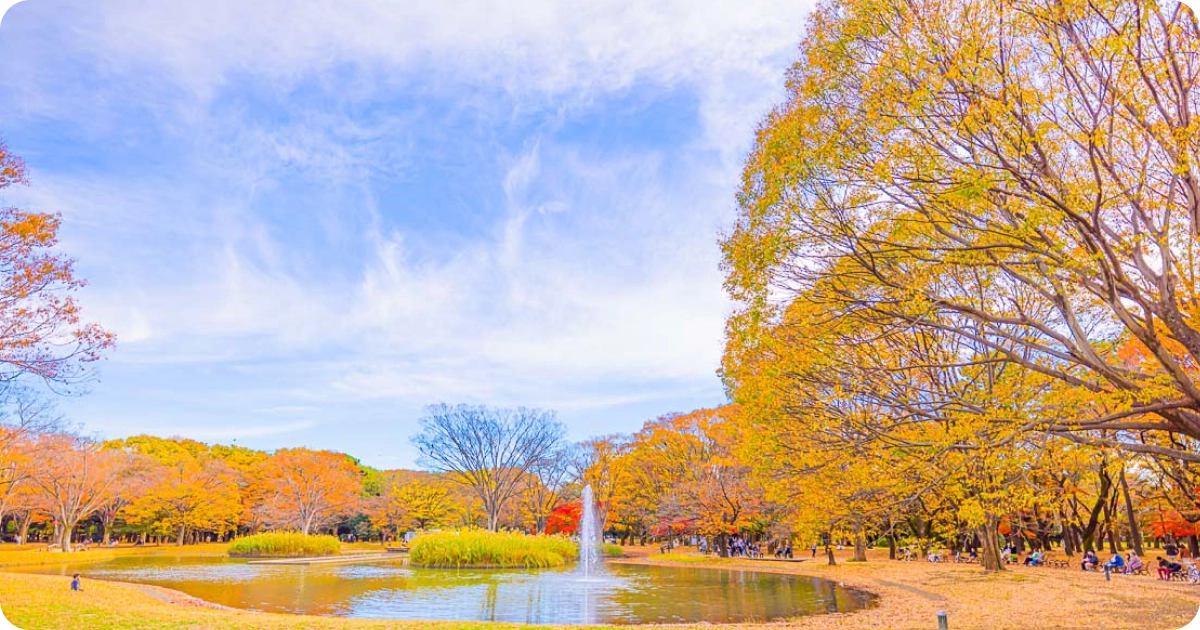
[15,555,875,624]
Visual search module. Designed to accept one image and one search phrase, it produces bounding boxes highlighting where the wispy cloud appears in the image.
[0,0,813,466]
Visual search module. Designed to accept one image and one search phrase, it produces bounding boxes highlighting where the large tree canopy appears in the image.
[724,0,1200,460]
[721,0,1199,570]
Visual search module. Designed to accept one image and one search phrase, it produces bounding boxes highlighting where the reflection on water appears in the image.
[13,555,875,624]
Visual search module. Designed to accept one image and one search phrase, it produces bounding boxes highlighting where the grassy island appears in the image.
[227,533,342,558]
[408,530,578,568]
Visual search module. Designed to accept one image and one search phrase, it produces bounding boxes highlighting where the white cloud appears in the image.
[0,0,813,451]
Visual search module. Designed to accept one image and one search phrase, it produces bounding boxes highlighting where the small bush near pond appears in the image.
[227,532,341,558]
[409,530,578,568]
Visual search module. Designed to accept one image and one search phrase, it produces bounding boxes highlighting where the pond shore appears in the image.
[0,545,1194,630]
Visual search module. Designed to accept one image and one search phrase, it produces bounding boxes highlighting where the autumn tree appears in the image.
[721,0,1200,569]
[0,140,114,392]
[622,407,770,556]
[723,0,1200,462]
[577,435,630,530]
[251,448,363,535]
[374,477,452,536]
[521,444,578,533]
[413,404,566,531]
[25,434,127,551]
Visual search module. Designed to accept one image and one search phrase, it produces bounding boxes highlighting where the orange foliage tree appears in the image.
[251,448,363,535]
[24,434,128,551]
[0,140,113,390]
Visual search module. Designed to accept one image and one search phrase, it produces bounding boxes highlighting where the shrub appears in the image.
[409,530,579,568]
[227,532,341,558]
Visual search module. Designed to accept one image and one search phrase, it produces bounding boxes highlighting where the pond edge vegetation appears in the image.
[408,530,578,568]
[227,532,342,558]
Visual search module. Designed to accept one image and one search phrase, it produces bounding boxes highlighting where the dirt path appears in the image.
[616,548,1200,630]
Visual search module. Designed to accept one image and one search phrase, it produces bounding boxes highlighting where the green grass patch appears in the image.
[601,543,624,557]
[409,530,578,568]
[227,533,341,558]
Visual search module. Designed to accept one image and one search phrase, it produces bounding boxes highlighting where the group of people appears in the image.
[1078,549,1200,582]
[1078,549,1137,573]
[726,537,762,558]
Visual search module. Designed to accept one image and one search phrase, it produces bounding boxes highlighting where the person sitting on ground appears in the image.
[1023,550,1038,566]
[1104,552,1124,572]
[1125,552,1144,575]
[70,574,82,591]
[1081,550,1099,571]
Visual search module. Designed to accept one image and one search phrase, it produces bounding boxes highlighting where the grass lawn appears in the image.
[0,545,1195,630]
[0,543,227,569]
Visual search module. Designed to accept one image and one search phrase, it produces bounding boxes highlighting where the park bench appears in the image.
[1042,555,1069,569]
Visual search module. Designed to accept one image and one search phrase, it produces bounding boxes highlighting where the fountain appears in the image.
[579,484,600,577]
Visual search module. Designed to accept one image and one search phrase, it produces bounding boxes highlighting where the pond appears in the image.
[13,555,876,624]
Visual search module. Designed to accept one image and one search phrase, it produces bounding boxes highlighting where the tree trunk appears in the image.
[978,518,1005,572]
[176,525,187,546]
[59,521,73,552]
[888,532,897,560]
[1079,469,1111,552]
[1059,512,1076,556]
[16,513,31,545]
[1118,467,1144,555]
[852,519,867,562]
[1103,497,1121,554]
[824,530,837,566]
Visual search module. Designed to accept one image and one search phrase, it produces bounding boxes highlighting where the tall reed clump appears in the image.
[409,530,579,568]
[227,532,342,558]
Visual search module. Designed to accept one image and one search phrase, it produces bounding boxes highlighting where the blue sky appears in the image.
[0,0,813,468]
